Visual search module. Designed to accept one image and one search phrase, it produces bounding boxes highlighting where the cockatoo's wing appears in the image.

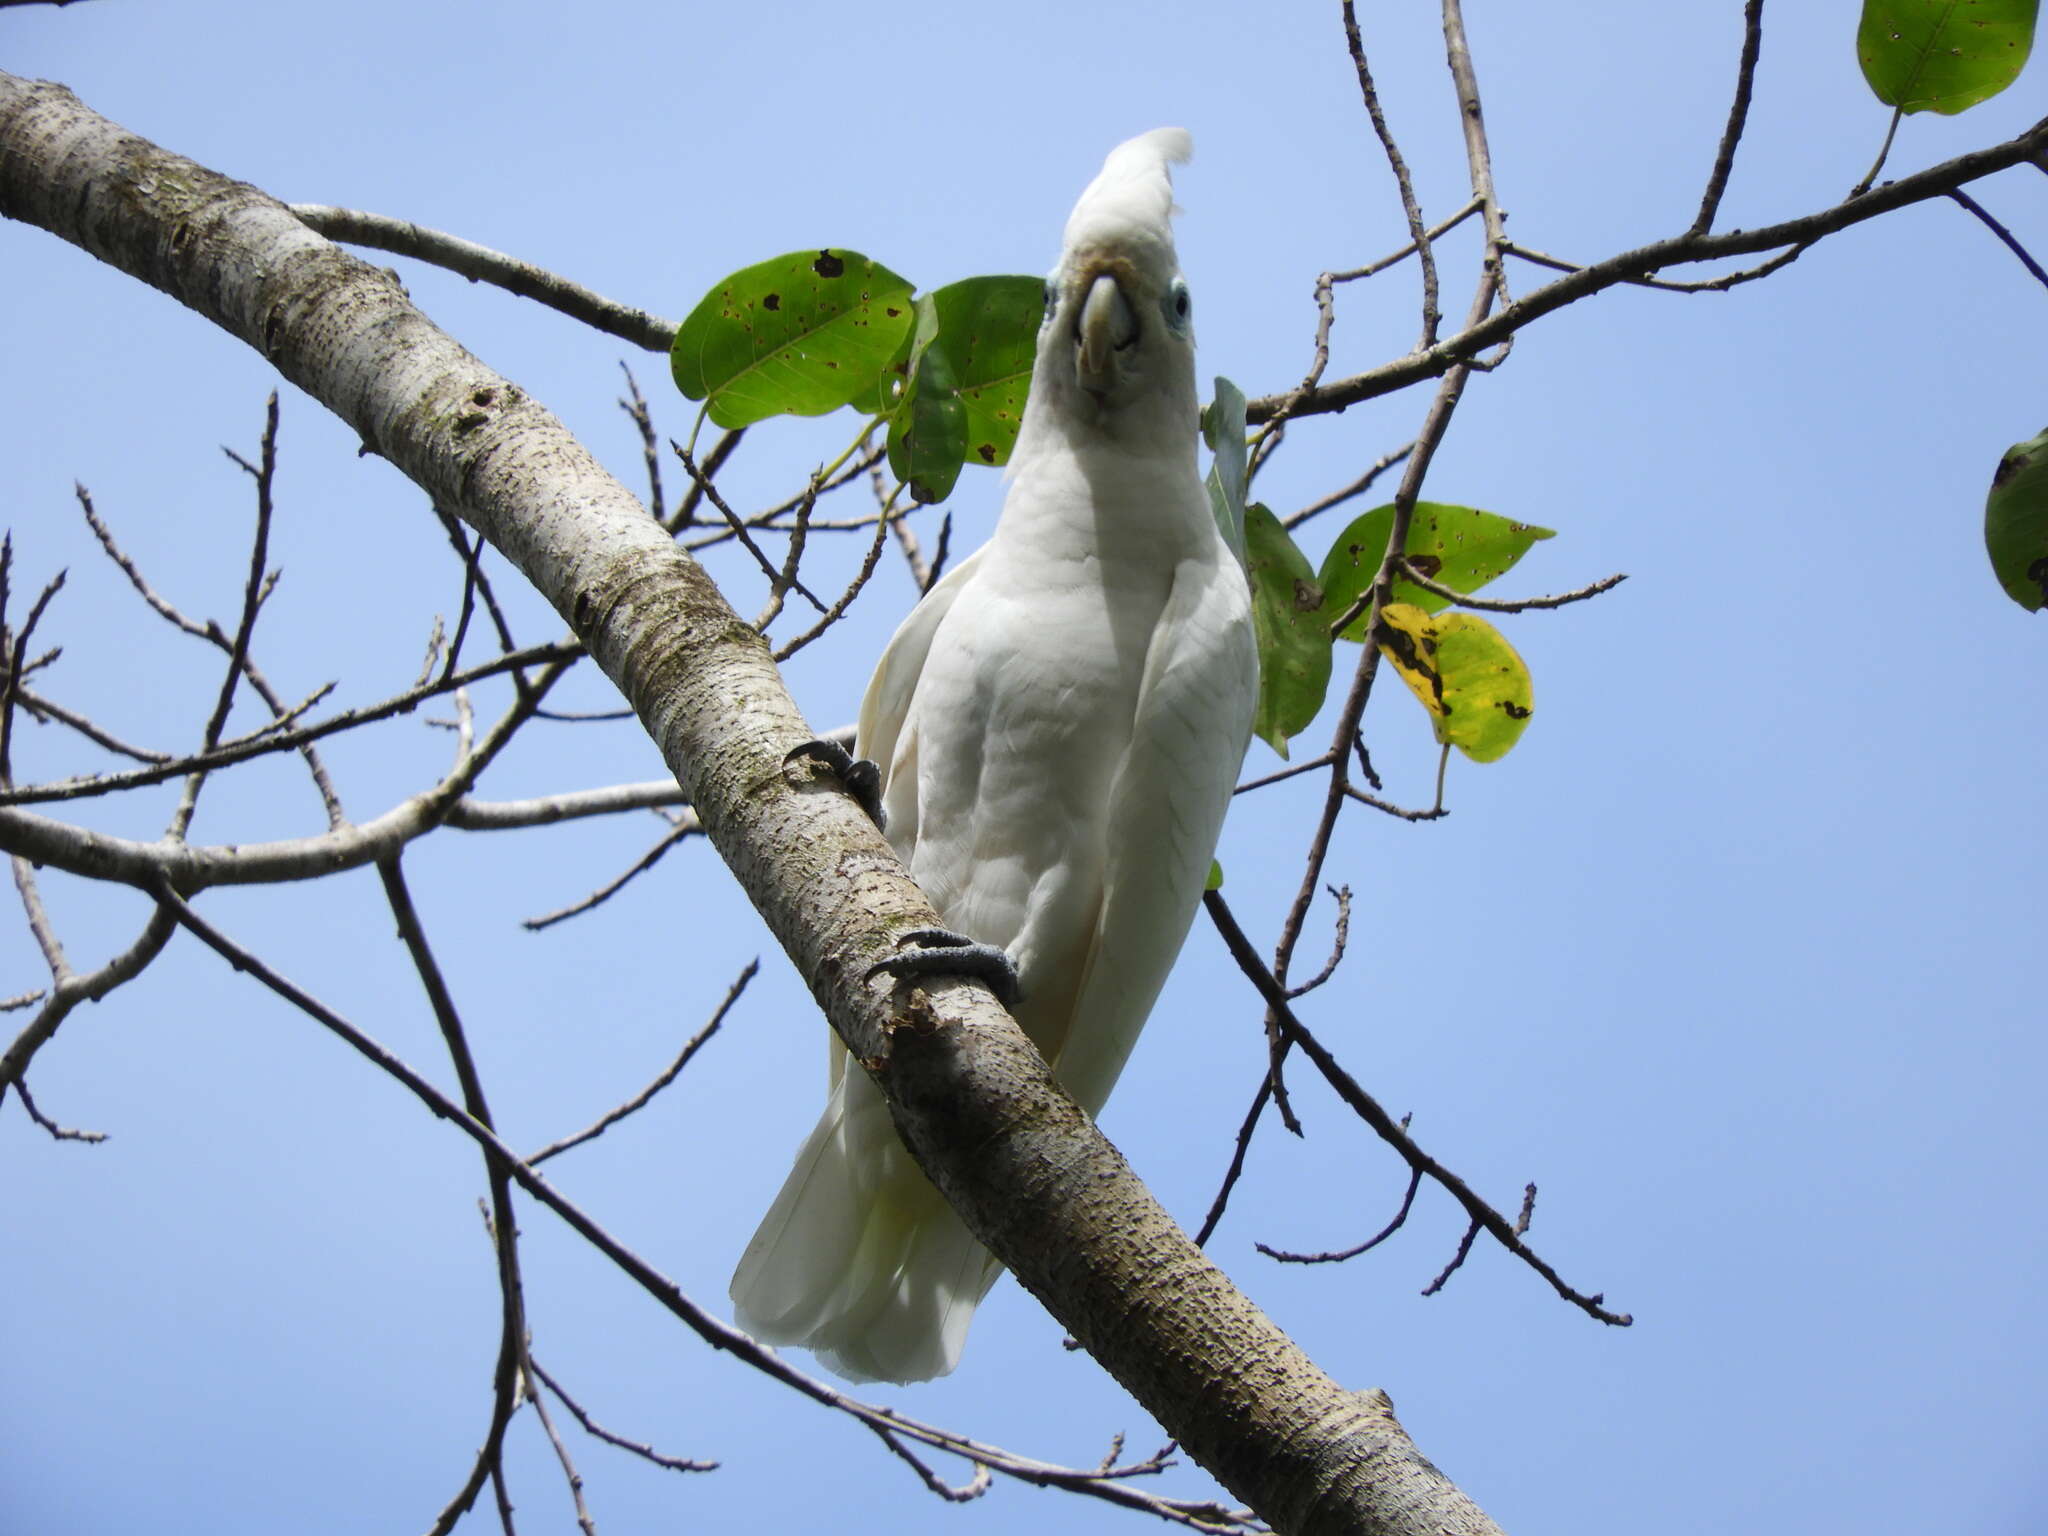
[856,546,987,844]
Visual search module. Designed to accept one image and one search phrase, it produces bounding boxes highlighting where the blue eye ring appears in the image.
[1167,279,1191,325]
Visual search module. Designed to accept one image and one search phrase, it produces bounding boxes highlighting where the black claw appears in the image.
[867,928,1021,1007]
[785,738,887,831]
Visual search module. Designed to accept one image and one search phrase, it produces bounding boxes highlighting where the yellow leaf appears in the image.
[1373,603,1534,763]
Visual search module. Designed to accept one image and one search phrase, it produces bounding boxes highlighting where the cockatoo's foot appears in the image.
[868,929,1021,1007]
[784,738,886,831]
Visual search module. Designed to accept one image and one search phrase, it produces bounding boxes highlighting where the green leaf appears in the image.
[671,250,916,428]
[1206,859,1225,892]
[1374,603,1535,763]
[886,295,968,504]
[924,276,1041,469]
[1245,501,1332,757]
[1985,425,2048,611]
[1202,376,1250,564]
[1857,0,2038,115]
[1320,502,1554,642]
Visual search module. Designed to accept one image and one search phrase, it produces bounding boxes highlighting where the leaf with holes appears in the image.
[671,249,916,428]
[1321,502,1554,642]
[1857,0,2038,115]
[1245,501,1331,757]
[1375,603,1534,763]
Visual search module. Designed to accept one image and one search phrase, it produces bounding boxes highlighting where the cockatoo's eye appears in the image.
[1042,278,1059,323]
[1165,279,1192,330]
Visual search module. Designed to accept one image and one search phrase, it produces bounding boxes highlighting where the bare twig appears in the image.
[1281,443,1415,532]
[1948,187,2048,291]
[1342,0,1440,348]
[526,1356,717,1473]
[1286,885,1351,1000]
[753,473,820,632]
[524,1375,596,1536]
[1258,1161,1423,1265]
[1421,1218,1484,1297]
[392,849,531,1536]
[618,363,666,522]
[1688,0,1767,238]
[527,958,757,1165]
[9,1075,107,1142]
[521,817,701,930]
[1393,559,1629,612]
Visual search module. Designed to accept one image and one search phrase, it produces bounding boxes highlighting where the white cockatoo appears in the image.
[731,128,1259,1384]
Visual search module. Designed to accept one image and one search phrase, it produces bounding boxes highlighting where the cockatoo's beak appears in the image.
[1076,272,1139,398]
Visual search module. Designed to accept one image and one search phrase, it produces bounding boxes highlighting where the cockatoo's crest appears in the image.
[1060,127,1190,275]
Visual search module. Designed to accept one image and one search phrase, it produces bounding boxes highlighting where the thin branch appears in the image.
[521,817,700,930]
[289,204,676,352]
[1393,558,1629,612]
[753,473,819,632]
[1281,443,1414,532]
[9,1075,107,1142]
[1421,1218,1484,1297]
[1340,784,1447,822]
[1948,187,2048,291]
[1258,1161,1423,1265]
[387,853,530,1536]
[170,393,283,841]
[0,906,175,1098]
[1285,885,1351,1000]
[1688,0,1767,238]
[868,1423,993,1504]
[526,1356,717,1473]
[10,686,171,763]
[527,958,756,1165]
[1342,0,1440,348]
[523,1374,596,1536]
[618,363,666,523]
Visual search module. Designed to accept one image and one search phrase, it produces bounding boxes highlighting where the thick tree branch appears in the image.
[0,71,1500,1536]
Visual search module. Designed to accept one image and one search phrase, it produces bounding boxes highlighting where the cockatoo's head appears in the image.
[1035,128,1197,431]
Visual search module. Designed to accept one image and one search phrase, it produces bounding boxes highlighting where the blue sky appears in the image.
[4,3,2044,1534]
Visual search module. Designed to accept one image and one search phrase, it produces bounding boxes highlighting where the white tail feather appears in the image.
[730,1065,1003,1383]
